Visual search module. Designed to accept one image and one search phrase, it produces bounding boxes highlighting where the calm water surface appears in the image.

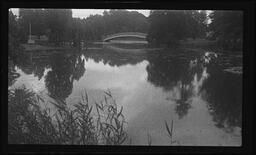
[9,45,242,146]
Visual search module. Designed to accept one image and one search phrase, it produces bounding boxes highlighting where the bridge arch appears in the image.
[103,32,147,42]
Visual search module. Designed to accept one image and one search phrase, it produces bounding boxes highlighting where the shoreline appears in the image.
[20,39,242,55]
[21,44,74,51]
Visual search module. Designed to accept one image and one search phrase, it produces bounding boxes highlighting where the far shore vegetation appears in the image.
[9,9,242,57]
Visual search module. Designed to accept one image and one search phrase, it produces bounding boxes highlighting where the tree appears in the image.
[18,9,48,42]
[44,9,73,46]
[147,10,186,46]
[185,10,208,39]
[208,10,243,49]
[85,14,105,41]
[68,18,86,47]
[9,10,19,50]
[102,10,149,34]
[147,10,207,47]
[12,9,150,46]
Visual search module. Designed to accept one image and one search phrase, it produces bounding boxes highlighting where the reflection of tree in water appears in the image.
[10,51,86,100]
[175,83,193,119]
[8,58,20,87]
[32,59,50,80]
[12,53,34,75]
[146,52,196,91]
[45,53,85,101]
[83,49,209,120]
[11,53,51,80]
[146,51,205,119]
[202,65,242,129]
[84,50,146,67]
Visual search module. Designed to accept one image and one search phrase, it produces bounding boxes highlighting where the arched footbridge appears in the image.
[103,32,147,42]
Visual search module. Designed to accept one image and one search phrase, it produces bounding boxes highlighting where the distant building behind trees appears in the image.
[28,35,48,44]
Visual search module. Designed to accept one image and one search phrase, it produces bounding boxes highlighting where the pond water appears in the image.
[8,44,242,146]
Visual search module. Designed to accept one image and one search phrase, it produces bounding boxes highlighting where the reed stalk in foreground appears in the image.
[165,119,180,145]
[147,132,152,146]
[165,120,174,144]
[8,87,128,145]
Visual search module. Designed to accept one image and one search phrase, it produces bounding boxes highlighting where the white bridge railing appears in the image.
[103,32,147,42]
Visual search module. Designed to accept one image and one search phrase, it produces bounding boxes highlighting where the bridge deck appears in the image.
[103,32,147,42]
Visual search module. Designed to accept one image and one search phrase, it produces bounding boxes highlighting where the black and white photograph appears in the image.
[7,6,245,147]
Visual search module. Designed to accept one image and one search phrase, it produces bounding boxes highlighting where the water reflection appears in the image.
[145,49,242,131]
[8,47,242,145]
[84,50,146,67]
[202,64,242,130]
[146,50,199,91]
[11,52,50,80]
[10,52,86,101]
[175,82,193,119]
[12,53,34,75]
[45,53,85,101]
[145,50,207,119]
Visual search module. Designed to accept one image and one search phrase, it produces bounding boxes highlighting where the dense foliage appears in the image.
[9,9,149,47]
[147,10,208,47]
[9,11,22,57]
[9,9,243,50]
[208,11,243,50]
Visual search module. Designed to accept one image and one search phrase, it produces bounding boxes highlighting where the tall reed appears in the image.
[8,87,128,145]
[165,119,180,145]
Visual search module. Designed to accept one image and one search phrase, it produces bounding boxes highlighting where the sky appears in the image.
[10,8,150,18]
[10,9,212,24]
[72,9,150,18]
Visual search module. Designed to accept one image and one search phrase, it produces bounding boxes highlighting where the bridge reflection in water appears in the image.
[102,44,148,54]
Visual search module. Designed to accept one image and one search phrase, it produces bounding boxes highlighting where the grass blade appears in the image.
[165,121,172,139]
[117,106,123,118]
